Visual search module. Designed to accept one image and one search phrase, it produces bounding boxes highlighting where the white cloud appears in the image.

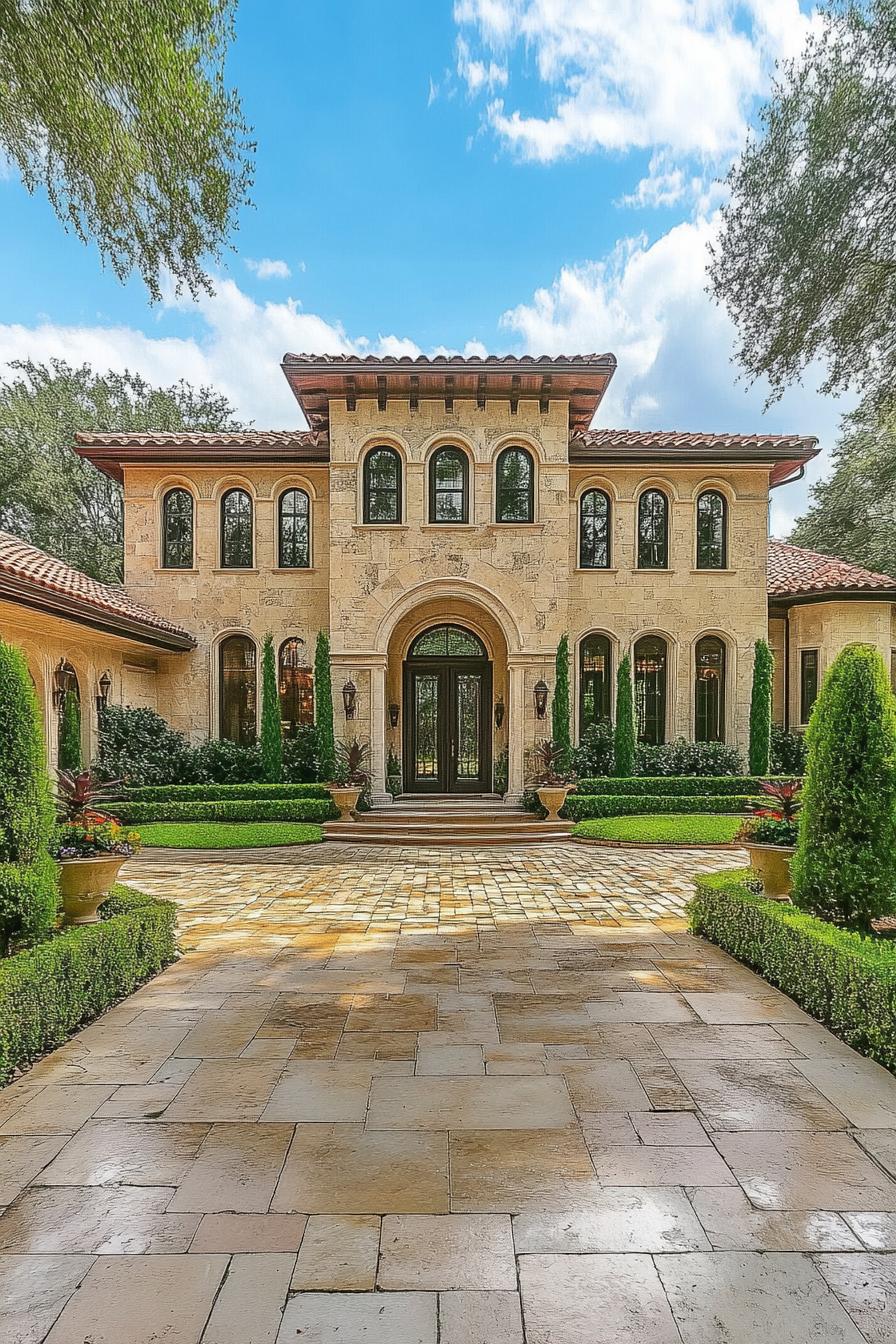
[619,151,691,209]
[456,35,508,94]
[245,257,292,280]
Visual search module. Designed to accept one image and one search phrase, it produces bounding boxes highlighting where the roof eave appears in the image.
[0,573,196,651]
[768,587,896,609]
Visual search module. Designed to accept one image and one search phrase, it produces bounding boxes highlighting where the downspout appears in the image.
[769,464,805,734]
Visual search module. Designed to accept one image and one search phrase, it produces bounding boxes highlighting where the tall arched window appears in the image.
[637,489,669,569]
[363,446,402,523]
[696,490,727,570]
[580,634,612,733]
[495,446,534,523]
[219,635,256,744]
[162,488,194,569]
[278,637,314,735]
[634,635,668,744]
[278,489,311,568]
[220,489,253,568]
[429,447,469,523]
[579,489,611,568]
[695,636,726,742]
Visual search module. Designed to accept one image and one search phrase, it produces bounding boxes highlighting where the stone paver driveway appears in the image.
[1,840,896,1343]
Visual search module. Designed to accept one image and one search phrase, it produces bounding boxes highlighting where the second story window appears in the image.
[162,488,193,569]
[579,489,611,568]
[278,489,311,568]
[429,447,469,523]
[637,489,669,569]
[363,446,402,523]
[495,446,534,523]
[696,490,727,569]
[220,488,253,568]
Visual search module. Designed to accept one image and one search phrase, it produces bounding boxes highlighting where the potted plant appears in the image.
[53,770,142,924]
[529,738,576,821]
[737,778,801,900]
[329,739,371,820]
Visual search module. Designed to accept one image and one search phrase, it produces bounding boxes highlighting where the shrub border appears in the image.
[562,794,758,821]
[110,798,337,824]
[110,782,331,802]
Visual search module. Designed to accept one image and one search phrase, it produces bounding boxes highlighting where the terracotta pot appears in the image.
[743,841,796,901]
[329,785,362,821]
[58,854,127,925]
[536,785,571,821]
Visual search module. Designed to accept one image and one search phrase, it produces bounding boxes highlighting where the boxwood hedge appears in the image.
[689,870,896,1071]
[109,782,331,803]
[572,776,790,797]
[0,885,177,1084]
[111,798,336,824]
[562,793,758,820]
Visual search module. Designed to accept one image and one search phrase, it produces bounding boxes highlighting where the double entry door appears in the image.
[403,660,492,793]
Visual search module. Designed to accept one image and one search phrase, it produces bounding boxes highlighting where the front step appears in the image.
[322,822,572,846]
[323,798,572,846]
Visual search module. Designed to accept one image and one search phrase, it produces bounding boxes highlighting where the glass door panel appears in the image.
[412,671,442,787]
[453,673,481,781]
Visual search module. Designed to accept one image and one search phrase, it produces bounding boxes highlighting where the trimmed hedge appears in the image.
[573,775,793,798]
[109,782,331,803]
[0,885,177,1084]
[562,793,758,820]
[110,798,337,824]
[689,870,896,1072]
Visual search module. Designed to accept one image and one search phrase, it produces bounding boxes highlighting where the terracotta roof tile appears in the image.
[75,430,327,449]
[572,428,817,453]
[282,352,614,367]
[768,538,896,598]
[0,531,195,648]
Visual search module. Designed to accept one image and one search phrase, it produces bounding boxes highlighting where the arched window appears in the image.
[219,635,256,744]
[408,624,486,659]
[495,446,534,523]
[579,489,611,569]
[634,635,668,744]
[579,634,612,733]
[220,489,253,568]
[637,489,669,569]
[363,446,402,523]
[278,489,311,568]
[695,636,726,742]
[278,638,314,735]
[162,488,193,568]
[696,490,727,570]
[429,447,469,523]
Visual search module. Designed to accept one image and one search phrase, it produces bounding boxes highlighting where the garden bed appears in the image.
[138,822,323,849]
[573,814,742,847]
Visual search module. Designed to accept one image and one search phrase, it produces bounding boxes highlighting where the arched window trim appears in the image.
[278,637,314,734]
[579,488,612,569]
[161,487,195,569]
[363,445,403,524]
[428,445,470,524]
[695,490,728,570]
[578,632,613,735]
[633,634,669,745]
[220,488,254,569]
[637,489,670,569]
[694,635,727,743]
[495,446,535,524]
[218,633,257,744]
[277,488,311,568]
[408,623,487,659]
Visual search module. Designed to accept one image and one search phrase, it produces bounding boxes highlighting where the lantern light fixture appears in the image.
[494,699,505,729]
[533,678,549,720]
[96,669,112,713]
[53,659,70,708]
[342,679,357,720]
[389,702,400,728]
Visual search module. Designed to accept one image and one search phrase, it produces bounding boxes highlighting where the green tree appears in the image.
[0,638,58,953]
[0,360,244,582]
[792,644,896,930]
[259,633,282,785]
[0,1,253,299]
[709,1,895,407]
[57,691,82,772]
[748,640,773,776]
[551,634,572,770]
[314,631,336,783]
[614,656,636,777]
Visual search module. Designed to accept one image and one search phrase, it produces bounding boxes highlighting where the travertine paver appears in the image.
[1,838,896,1342]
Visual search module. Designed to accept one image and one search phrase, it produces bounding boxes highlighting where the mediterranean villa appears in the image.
[2,353,895,804]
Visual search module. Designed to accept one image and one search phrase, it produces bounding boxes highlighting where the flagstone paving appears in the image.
[1,839,895,1342]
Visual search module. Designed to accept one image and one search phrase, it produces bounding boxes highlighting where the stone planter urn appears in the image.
[743,841,796,901]
[536,785,571,822]
[329,785,362,821]
[58,854,127,925]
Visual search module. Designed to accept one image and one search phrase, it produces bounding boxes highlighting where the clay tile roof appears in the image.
[572,428,818,453]
[0,531,195,650]
[768,538,896,599]
[74,430,327,449]
[282,352,615,368]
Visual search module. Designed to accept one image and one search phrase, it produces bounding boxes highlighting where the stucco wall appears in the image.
[786,599,894,727]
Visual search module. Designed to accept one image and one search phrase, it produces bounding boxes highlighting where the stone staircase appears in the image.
[322,794,574,846]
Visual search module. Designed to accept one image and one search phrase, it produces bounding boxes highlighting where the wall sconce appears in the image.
[533,679,549,720]
[389,702,400,728]
[342,679,357,720]
[52,659,70,709]
[95,670,112,713]
[494,700,505,729]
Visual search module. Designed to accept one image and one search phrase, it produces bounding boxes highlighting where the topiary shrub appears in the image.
[283,725,319,783]
[791,644,896,931]
[635,737,743,777]
[614,656,636,777]
[0,638,58,953]
[573,719,614,777]
[552,634,572,771]
[387,746,402,797]
[314,631,336,783]
[770,724,808,775]
[260,633,283,784]
[96,704,202,785]
[748,639,774,775]
[57,689,82,771]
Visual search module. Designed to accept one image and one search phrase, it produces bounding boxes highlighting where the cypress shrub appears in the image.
[791,644,896,931]
[614,656,636,777]
[58,689,82,771]
[314,631,336,782]
[748,639,773,775]
[260,634,283,784]
[551,634,572,770]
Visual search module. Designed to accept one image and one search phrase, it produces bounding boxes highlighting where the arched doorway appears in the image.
[403,623,492,794]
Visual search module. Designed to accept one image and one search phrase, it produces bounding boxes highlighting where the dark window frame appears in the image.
[579,489,611,569]
[696,490,728,570]
[695,635,726,743]
[495,446,535,524]
[800,648,819,724]
[218,634,257,745]
[634,634,668,745]
[637,489,669,569]
[161,487,194,570]
[220,488,253,569]
[428,446,470,524]
[278,488,311,568]
[579,633,613,734]
[363,446,402,524]
[278,637,314,735]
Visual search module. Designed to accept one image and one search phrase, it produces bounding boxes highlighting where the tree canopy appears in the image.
[709,1,896,407]
[0,359,244,582]
[0,0,253,298]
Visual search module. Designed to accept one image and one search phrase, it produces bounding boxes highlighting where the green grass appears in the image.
[138,821,323,849]
[572,813,743,845]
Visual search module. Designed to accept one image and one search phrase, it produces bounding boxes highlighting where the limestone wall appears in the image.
[786,599,894,727]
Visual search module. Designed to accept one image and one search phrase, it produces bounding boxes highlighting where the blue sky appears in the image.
[0,1,844,531]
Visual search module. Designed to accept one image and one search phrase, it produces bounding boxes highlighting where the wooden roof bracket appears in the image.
[344,375,356,412]
[445,374,454,413]
[510,374,521,415]
[540,375,552,415]
[410,374,419,413]
[477,373,487,410]
[377,375,387,412]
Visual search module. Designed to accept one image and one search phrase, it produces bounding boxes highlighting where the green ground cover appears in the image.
[572,814,742,845]
[138,821,323,849]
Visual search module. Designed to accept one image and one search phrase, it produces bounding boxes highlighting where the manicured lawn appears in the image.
[138,821,323,849]
[573,813,742,845]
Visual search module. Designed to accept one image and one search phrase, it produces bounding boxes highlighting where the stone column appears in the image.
[505,660,527,805]
[367,657,391,807]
